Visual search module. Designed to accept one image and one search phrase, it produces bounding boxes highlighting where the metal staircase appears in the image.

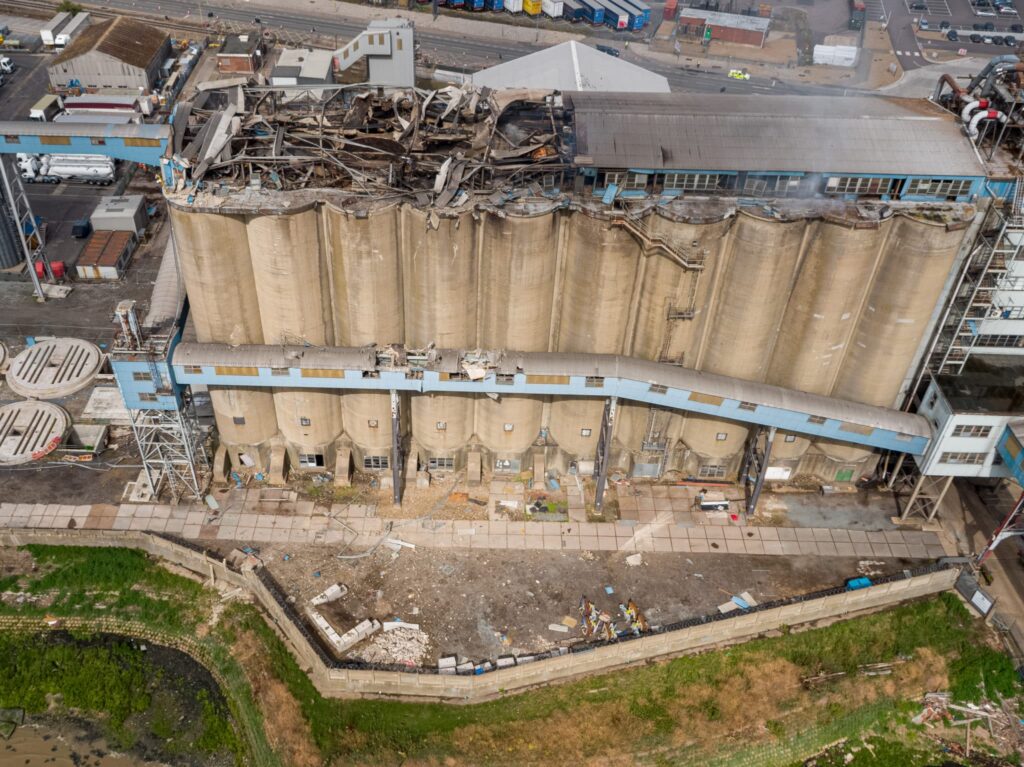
[927,184,1024,377]
[612,208,707,271]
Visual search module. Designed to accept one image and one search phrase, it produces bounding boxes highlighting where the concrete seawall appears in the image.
[1,528,960,703]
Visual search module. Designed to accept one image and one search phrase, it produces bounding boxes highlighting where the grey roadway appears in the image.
[103,0,854,94]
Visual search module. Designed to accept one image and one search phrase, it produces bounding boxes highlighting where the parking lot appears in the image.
[884,0,1024,68]
[0,51,113,272]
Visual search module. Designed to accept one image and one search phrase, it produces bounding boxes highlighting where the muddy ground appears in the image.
[241,542,913,663]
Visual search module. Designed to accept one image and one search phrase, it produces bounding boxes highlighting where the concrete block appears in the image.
[438,655,457,670]
[268,444,287,486]
[467,451,482,486]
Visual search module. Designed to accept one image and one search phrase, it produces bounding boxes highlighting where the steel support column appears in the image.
[745,426,776,516]
[886,452,907,489]
[390,389,402,506]
[593,396,618,513]
[978,490,1024,564]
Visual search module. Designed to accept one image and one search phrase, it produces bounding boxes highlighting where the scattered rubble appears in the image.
[310,582,348,606]
[351,626,430,666]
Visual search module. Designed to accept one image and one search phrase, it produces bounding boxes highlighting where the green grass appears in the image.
[0,545,210,633]
[223,590,1016,765]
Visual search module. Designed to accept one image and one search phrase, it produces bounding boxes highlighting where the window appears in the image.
[689,391,724,406]
[368,419,379,429]
[301,369,343,378]
[824,176,895,196]
[784,434,797,443]
[663,172,721,192]
[807,415,827,425]
[585,376,604,388]
[624,172,648,191]
[715,432,728,441]
[940,452,986,465]
[428,457,454,470]
[124,138,162,147]
[503,423,514,432]
[440,372,467,381]
[138,393,158,402]
[649,383,668,394]
[90,137,106,146]
[998,307,1024,320]
[183,365,202,374]
[496,374,515,385]
[744,174,800,196]
[233,416,246,425]
[215,365,258,376]
[4,135,19,144]
[299,417,311,427]
[580,428,592,438]
[363,455,389,470]
[132,371,152,381]
[603,171,626,187]
[976,334,1024,348]
[396,36,403,50]
[436,421,447,431]
[737,401,757,412]
[527,374,570,385]
[40,135,71,146]
[271,367,290,376]
[698,464,726,479]
[952,424,993,438]
[298,453,325,468]
[903,178,973,198]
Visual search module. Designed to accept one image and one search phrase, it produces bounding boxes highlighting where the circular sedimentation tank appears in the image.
[6,338,103,400]
[0,400,70,465]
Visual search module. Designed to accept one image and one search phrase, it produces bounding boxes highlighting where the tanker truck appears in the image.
[17,153,115,185]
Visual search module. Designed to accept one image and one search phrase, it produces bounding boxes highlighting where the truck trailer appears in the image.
[54,13,89,50]
[40,12,71,48]
[17,153,115,185]
[28,94,63,122]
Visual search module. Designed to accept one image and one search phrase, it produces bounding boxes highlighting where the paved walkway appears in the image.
[0,501,948,559]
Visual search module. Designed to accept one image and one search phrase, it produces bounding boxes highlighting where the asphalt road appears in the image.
[101,0,853,93]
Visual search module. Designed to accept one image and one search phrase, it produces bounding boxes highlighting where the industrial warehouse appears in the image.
[5,10,1024,755]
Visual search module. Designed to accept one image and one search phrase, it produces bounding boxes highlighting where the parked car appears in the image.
[1005,33,1018,42]
[940,19,951,28]
[984,34,995,42]
[974,21,986,28]
[728,69,750,79]
[596,44,620,57]
[920,18,930,28]
[984,21,996,28]
[971,32,984,41]
[1010,22,1022,31]
[910,1,926,9]
[948,29,960,39]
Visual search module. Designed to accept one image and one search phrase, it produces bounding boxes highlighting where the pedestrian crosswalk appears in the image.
[896,50,922,55]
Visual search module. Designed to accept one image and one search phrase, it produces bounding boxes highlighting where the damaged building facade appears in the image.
[162,85,989,484]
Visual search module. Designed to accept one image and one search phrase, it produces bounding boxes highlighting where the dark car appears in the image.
[940,19,951,28]
[971,32,984,41]
[596,44,620,57]
[1006,34,1018,43]
[948,29,960,40]
[910,1,927,8]
[994,34,1006,42]
[974,21,986,28]
[1012,23,1023,31]
[984,21,996,29]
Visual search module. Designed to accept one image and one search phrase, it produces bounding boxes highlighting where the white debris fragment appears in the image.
[310,583,348,606]
[625,553,643,567]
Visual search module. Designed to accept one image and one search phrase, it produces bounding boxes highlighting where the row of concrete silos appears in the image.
[168,196,971,480]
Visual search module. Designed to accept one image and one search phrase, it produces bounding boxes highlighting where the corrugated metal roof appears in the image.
[52,16,168,70]
[0,122,169,139]
[676,7,770,32]
[472,41,670,93]
[567,92,985,176]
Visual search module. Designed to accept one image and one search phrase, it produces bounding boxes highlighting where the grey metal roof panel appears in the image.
[0,121,170,139]
[472,41,670,94]
[567,93,985,176]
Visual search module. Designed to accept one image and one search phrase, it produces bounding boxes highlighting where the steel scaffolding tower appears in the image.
[110,301,209,502]
[927,184,1024,377]
[0,156,51,300]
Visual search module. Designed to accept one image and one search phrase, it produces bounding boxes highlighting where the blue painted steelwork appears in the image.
[996,425,1024,486]
[170,344,932,455]
[0,121,169,166]
[110,322,187,411]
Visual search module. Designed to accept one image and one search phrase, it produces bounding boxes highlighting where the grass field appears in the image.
[1,544,1019,766]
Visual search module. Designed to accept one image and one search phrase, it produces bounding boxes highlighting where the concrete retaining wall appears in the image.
[0,529,960,703]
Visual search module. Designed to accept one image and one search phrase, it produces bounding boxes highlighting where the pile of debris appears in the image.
[351,625,429,666]
[168,84,568,200]
[912,692,1024,758]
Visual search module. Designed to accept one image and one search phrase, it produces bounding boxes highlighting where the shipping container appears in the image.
[542,0,565,15]
[523,0,543,15]
[468,0,486,10]
[487,0,505,11]
[663,0,678,19]
[505,0,524,12]
[40,12,71,47]
[576,0,606,22]
[608,0,648,27]
[597,0,635,29]
[562,0,583,20]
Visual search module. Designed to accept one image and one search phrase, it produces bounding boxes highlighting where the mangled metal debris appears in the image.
[167,82,566,203]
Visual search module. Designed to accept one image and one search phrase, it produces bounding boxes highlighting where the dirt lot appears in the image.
[245,541,911,664]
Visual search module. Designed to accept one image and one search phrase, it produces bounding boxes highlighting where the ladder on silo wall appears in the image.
[612,209,707,271]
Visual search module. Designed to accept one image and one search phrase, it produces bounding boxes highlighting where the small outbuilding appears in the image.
[217,32,266,74]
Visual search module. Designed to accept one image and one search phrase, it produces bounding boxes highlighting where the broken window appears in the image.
[939,452,986,465]
[951,424,992,438]
[298,453,325,468]
[363,455,389,470]
[233,416,246,425]
[428,457,454,470]
[807,415,827,425]
[132,371,152,381]
[698,464,726,479]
